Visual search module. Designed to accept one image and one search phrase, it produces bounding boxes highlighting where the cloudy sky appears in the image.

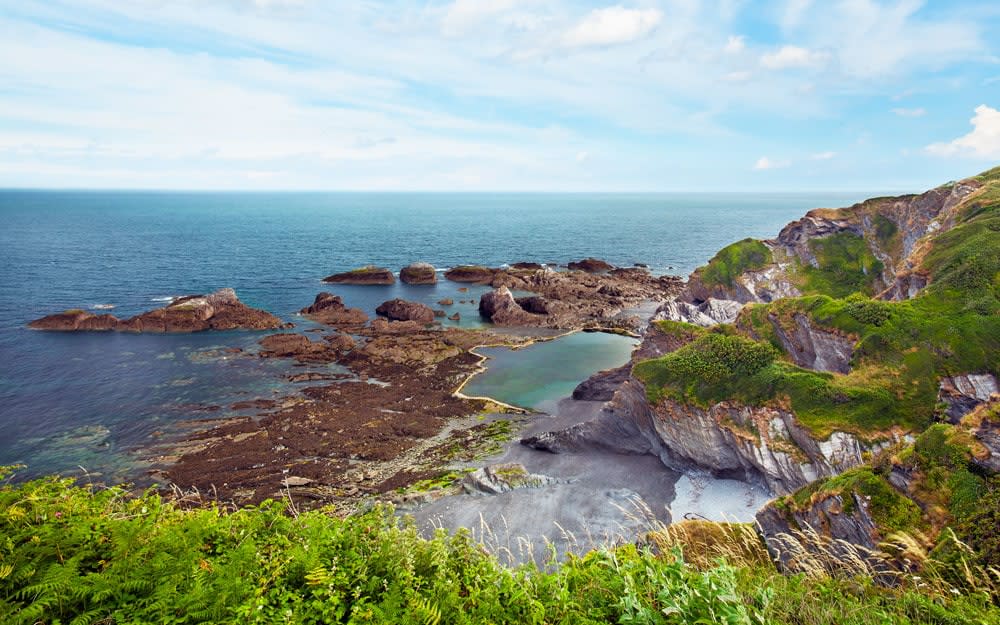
[1,0,998,191]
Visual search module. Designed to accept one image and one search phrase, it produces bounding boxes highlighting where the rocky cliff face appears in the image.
[660,179,982,326]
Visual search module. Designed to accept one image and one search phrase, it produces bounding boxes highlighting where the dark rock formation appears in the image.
[572,365,631,401]
[479,286,545,326]
[323,265,395,285]
[938,373,999,422]
[400,262,437,284]
[299,292,369,327]
[511,262,543,270]
[29,288,288,333]
[437,298,454,306]
[448,312,460,321]
[444,265,496,283]
[568,258,614,273]
[767,313,855,374]
[375,298,435,324]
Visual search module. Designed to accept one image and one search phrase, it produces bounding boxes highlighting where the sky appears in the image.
[0,0,998,191]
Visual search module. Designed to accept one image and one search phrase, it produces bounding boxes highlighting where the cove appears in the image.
[462,331,639,409]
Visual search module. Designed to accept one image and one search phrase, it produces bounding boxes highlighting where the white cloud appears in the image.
[575,151,590,162]
[892,107,926,117]
[925,105,1000,159]
[754,156,790,170]
[723,70,752,82]
[724,35,745,54]
[561,5,662,48]
[760,45,829,69]
[810,151,836,160]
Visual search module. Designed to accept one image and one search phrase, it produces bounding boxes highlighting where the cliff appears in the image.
[525,166,1000,521]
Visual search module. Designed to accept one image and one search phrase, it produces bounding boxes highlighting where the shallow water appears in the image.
[462,332,639,409]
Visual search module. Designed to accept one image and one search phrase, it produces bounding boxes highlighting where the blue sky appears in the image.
[0,0,998,191]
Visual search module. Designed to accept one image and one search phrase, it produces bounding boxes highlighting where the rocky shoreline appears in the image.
[98,259,681,511]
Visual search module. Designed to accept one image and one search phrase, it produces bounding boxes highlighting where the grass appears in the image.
[3,470,999,625]
[797,232,884,297]
[697,238,772,289]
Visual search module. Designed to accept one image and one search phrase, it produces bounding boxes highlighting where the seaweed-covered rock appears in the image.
[400,262,437,285]
[322,265,395,285]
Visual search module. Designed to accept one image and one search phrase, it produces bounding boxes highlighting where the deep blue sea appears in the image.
[0,190,880,481]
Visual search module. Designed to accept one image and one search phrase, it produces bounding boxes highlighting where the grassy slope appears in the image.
[3,472,998,625]
[636,168,1000,438]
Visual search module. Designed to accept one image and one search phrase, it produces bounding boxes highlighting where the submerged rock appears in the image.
[568,258,614,273]
[29,288,288,333]
[323,265,395,285]
[444,265,496,283]
[400,262,437,284]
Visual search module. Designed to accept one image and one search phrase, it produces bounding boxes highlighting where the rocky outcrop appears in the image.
[323,266,395,285]
[257,333,350,364]
[479,286,545,326]
[572,365,631,401]
[299,292,369,327]
[461,463,560,495]
[654,298,743,326]
[755,492,884,574]
[444,266,496,283]
[29,289,288,333]
[400,262,437,284]
[375,298,435,324]
[938,373,999,422]
[768,313,855,374]
[567,258,614,273]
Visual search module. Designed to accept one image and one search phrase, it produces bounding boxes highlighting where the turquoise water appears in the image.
[0,190,879,478]
[463,332,639,409]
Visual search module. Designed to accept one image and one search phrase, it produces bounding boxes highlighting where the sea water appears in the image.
[0,190,879,479]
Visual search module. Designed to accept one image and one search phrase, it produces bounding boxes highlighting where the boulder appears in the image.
[479,286,545,326]
[437,298,454,306]
[400,262,437,284]
[322,265,395,285]
[375,298,436,324]
[444,265,495,283]
[299,292,369,327]
[448,312,461,321]
[567,258,614,273]
[511,262,543,270]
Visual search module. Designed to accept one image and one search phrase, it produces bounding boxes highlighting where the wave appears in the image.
[150,296,178,302]
[90,304,116,310]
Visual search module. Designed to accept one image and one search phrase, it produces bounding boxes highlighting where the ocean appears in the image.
[0,190,879,480]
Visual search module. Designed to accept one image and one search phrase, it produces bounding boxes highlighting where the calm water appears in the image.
[0,190,877,479]
[463,332,639,409]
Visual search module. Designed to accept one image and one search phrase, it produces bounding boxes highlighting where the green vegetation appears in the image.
[3,472,999,625]
[637,168,1000,437]
[698,238,772,289]
[797,232,884,297]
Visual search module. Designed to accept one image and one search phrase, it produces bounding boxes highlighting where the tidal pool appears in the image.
[462,331,639,409]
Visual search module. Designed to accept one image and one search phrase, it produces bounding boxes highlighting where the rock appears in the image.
[568,258,614,273]
[299,292,369,327]
[461,463,559,495]
[324,332,356,352]
[938,374,999,422]
[322,265,395,285]
[433,309,446,318]
[437,298,454,306]
[515,296,550,315]
[572,365,631,401]
[654,298,744,327]
[768,313,855,374]
[448,312,460,321]
[231,399,279,411]
[400,262,437,285]
[369,318,426,334]
[478,286,545,326]
[444,265,496,283]
[511,262,543,270]
[282,476,314,487]
[258,333,340,364]
[29,289,288,333]
[375,298,436,324]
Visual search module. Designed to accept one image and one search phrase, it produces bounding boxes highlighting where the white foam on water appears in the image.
[90,304,115,310]
[150,296,178,302]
